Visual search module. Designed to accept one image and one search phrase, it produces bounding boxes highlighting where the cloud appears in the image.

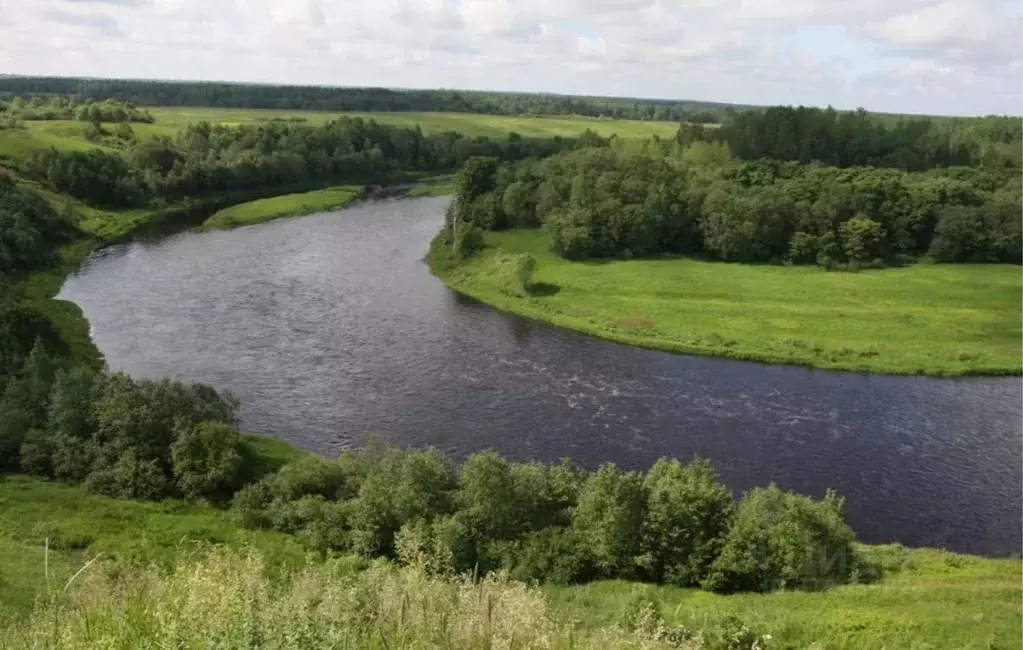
[42,8,124,37]
[0,0,1018,115]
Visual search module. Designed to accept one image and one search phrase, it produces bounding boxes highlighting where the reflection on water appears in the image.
[59,196,1023,556]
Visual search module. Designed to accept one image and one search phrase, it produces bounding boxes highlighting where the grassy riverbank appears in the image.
[433,230,1022,376]
[1,471,1019,648]
[202,185,363,229]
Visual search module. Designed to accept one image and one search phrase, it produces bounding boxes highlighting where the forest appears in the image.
[677,105,1022,170]
[22,118,597,209]
[0,76,738,122]
[441,137,1021,268]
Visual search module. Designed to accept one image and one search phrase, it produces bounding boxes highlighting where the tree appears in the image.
[457,452,523,544]
[170,420,244,501]
[571,463,647,578]
[704,485,858,593]
[640,458,735,586]
[839,215,884,265]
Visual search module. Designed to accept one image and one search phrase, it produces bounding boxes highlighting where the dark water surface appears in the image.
[59,197,1022,556]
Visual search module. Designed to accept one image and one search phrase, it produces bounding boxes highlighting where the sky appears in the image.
[1,0,1020,116]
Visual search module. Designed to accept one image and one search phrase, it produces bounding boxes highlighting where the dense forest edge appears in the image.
[0,83,1020,646]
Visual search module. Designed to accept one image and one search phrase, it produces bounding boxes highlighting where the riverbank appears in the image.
[1,470,1019,647]
[430,229,1022,376]
[201,185,363,229]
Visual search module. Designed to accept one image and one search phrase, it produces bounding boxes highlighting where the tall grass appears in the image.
[3,547,686,649]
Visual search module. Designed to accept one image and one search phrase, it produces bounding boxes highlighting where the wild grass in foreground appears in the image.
[202,185,363,229]
[437,229,1022,375]
[2,547,686,650]
[3,542,1019,649]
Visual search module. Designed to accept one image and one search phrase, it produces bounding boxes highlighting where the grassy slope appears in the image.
[549,548,1022,649]
[0,475,1018,648]
[437,230,1022,375]
[202,185,363,229]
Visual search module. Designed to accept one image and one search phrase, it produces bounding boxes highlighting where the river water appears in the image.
[58,196,1022,556]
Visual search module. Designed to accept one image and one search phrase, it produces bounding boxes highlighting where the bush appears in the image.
[348,447,456,556]
[639,458,734,586]
[83,450,169,500]
[272,456,350,501]
[490,526,596,584]
[18,429,53,476]
[703,484,858,592]
[571,463,647,578]
[489,252,537,296]
[170,420,244,501]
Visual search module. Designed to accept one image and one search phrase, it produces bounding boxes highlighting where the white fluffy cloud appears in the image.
[0,0,1019,114]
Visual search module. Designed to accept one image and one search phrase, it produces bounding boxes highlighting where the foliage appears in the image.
[0,366,242,500]
[442,144,1021,266]
[0,95,153,123]
[572,464,648,579]
[680,105,1021,170]
[703,485,858,593]
[640,459,735,586]
[20,117,580,209]
[170,421,244,501]
[0,174,76,274]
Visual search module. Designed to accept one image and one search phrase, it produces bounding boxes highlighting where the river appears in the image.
[58,196,1022,556]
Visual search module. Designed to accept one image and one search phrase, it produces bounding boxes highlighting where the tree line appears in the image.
[0,339,865,594]
[0,95,154,123]
[678,106,1022,170]
[23,119,596,209]
[0,77,740,123]
[441,144,1021,268]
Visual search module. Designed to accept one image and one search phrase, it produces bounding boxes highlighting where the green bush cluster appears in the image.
[233,446,862,593]
[0,175,76,275]
[0,95,154,123]
[0,341,247,502]
[449,145,1021,265]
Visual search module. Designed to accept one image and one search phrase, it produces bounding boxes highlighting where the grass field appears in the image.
[147,107,683,139]
[0,473,1018,648]
[436,230,1022,375]
[202,185,363,229]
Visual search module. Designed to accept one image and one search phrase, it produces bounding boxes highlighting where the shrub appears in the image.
[170,420,244,501]
[639,458,735,586]
[457,452,524,544]
[571,463,647,578]
[232,478,276,528]
[490,525,596,584]
[704,484,858,593]
[83,450,169,500]
[18,429,53,476]
[489,252,536,296]
[272,456,349,501]
[303,500,353,555]
[348,447,456,556]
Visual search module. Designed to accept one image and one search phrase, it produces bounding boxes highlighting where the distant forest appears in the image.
[0,76,748,123]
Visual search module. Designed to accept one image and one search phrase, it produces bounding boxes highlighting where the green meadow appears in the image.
[437,229,1023,375]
